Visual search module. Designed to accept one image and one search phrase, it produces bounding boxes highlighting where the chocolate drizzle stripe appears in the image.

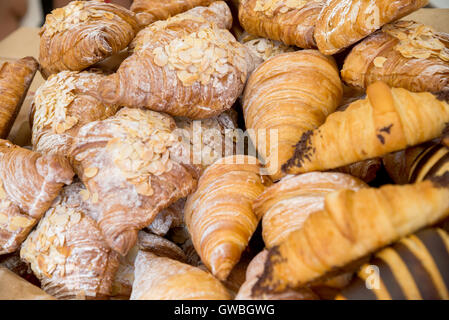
[409,144,443,183]
[371,257,406,300]
[339,277,379,300]
[394,242,441,300]
[416,229,449,294]
[423,153,449,182]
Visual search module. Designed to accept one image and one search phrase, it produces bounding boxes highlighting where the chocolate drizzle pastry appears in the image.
[281,130,314,172]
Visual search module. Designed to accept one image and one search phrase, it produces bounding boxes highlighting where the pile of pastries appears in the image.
[0,0,448,300]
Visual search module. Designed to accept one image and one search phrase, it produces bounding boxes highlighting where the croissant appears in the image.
[0,140,74,255]
[21,183,120,300]
[0,267,55,300]
[336,228,449,300]
[314,0,428,55]
[31,70,119,157]
[236,249,319,300]
[130,251,231,299]
[254,172,367,248]
[99,2,248,119]
[111,231,186,299]
[253,177,449,294]
[283,82,449,175]
[69,108,197,255]
[131,0,217,25]
[184,155,269,280]
[39,1,141,78]
[0,57,38,139]
[342,21,449,94]
[238,0,324,48]
[243,50,342,180]
[383,140,449,184]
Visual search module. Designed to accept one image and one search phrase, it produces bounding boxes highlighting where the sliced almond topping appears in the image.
[373,56,387,68]
[79,189,90,201]
[84,167,99,178]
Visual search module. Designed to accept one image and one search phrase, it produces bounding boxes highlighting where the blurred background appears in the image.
[0,0,448,41]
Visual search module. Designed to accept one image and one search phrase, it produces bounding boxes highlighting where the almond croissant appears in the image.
[283,82,449,175]
[130,251,231,300]
[314,0,428,55]
[39,0,141,78]
[69,108,197,256]
[131,0,217,25]
[238,0,324,48]
[0,140,74,255]
[243,50,342,180]
[254,172,367,248]
[99,2,248,119]
[21,183,120,300]
[184,155,269,280]
[253,176,449,294]
[342,21,449,94]
[0,57,38,139]
[31,70,119,157]
[336,228,449,300]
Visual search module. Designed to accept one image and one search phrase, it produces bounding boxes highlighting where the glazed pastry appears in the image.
[0,267,55,300]
[283,82,449,175]
[314,0,428,55]
[131,0,217,25]
[0,140,74,255]
[252,177,449,294]
[342,21,449,93]
[238,0,324,48]
[184,155,269,280]
[334,158,382,183]
[21,183,120,300]
[235,250,318,300]
[39,1,141,77]
[0,57,38,139]
[238,31,295,75]
[31,70,119,157]
[99,2,248,119]
[243,50,342,179]
[69,108,197,255]
[147,198,185,236]
[130,251,231,299]
[337,228,449,300]
[254,172,367,248]
[383,140,449,184]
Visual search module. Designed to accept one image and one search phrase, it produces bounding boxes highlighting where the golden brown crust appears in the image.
[315,0,428,55]
[21,183,120,300]
[0,140,74,255]
[253,179,449,293]
[131,0,217,25]
[184,155,269,280]
[31,70,119,157]
[238,0,324,48]
[69,108,197,256]
[255,172,367,248]
[284,82,449,175]
[130,251,231,299]
[39,1,141,77]
[342,21,449,93]
[0,57,38,139]
[243,50,342,180]
[99,2,247,119]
